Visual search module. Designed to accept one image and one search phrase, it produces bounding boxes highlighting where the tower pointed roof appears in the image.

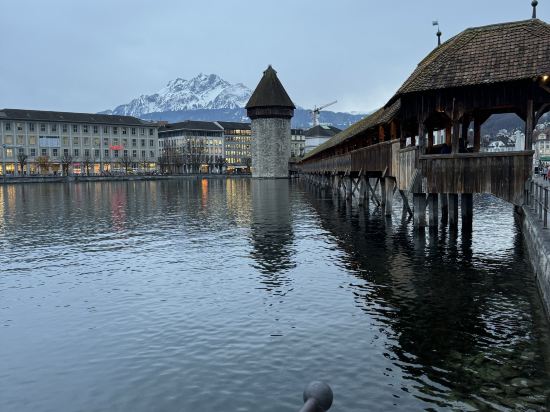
[246,66,296,109]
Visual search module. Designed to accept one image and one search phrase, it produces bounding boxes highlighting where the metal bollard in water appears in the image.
[299,381,333,412]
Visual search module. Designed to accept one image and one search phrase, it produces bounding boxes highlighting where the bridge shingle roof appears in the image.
[302,99,400,161]
[397,18,550,95]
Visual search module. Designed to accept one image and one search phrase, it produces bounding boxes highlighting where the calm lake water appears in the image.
[1,179,549,411]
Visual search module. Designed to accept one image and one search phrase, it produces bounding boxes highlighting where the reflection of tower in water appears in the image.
[250,180,295,292]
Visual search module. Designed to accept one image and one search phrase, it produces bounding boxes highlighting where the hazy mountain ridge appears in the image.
[137,108,364,130]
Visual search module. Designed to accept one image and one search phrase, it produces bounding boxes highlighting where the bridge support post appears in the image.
[384,177,395,216]
[448,194,459,227]
[413,193,427,228]
[461,193,473,227]
[439,193,448,221]
[346,176,353,200]
[399,190,413,217]
[333,175,340,197]
[358,176,367,206]
[380,178,386,207]
[427,193,439,227]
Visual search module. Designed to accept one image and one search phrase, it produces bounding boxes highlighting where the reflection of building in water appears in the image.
[250,180,295,291]
[225,179,252,227]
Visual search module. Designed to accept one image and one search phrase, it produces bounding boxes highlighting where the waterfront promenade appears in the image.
[0,173,251,185]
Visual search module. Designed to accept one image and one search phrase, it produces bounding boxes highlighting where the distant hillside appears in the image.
[481,112,549,136]
[138,108,364,130]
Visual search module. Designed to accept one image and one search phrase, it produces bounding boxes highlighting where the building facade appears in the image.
[535,126,550,163]
[290,128,305,159]
[246,66,295,178]
[158,121,225,173]
[215,122,252,173]
[0,109,159,175]
[304,125,342,154]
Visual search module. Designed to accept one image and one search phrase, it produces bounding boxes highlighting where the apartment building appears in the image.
[291,128,305,159]
[159,120,309,174]
[158,121,225,173]
[304,125,342,154]
[215,122,252,173]
[0,109,159,175]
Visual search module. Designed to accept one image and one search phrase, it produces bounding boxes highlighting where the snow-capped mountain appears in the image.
[101,73,367,129]
[104,74,252,117]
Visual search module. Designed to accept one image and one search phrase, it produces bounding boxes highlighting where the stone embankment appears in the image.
[520,176,550,317]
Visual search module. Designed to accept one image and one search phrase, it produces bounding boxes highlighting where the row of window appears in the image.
[2,122,155,136]
[2,148,156,159]
[224,130,252,136]
[160,130,223,138]
[1,135,156,148]
[160,138,224,147]
[225,136,252,142]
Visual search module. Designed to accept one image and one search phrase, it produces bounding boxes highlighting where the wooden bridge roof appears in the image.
[302,99,400,161]
[396,18,550,95]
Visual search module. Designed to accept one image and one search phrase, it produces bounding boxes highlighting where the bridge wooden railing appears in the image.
[397,146,419,191]
[298,141,534,205]
[419,151,534,205]
[299,153,352,173]
[300,140,398,175]
[351,140,396,174]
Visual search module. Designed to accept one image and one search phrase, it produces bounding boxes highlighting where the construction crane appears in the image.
[311,100,337,127]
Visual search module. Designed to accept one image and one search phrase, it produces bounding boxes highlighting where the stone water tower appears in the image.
[246,65,295,178]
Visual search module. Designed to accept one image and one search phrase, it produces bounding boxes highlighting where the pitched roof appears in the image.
[305,125,342,138]
[397,19,550,95]
[245,65,296,109]
[0,108,147,126]
[302,99,401,161]
[159,120,223,132]
[215,121,251,130]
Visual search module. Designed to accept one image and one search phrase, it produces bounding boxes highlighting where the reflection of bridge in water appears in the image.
[298,17,550,229]
[299,186,550,409]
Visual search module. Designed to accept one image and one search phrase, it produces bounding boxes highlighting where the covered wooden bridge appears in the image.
[298,17,550,227]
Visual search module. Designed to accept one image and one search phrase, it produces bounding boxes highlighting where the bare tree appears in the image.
[243,157,252,174]
[17,152,28,175]
[61,154,73,176]
[82,155,93,176]
[215,156,226,174]
[183,140,193,173]
[139,158,149,173]
[120,155,132,174]
[158,155,169,174]
[174,154,183,174]
[194,139,206,173]
[36,155,51,175]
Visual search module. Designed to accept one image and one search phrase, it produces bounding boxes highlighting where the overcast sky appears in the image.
[0,0,547,114]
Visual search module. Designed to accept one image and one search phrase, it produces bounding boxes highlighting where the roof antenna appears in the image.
[532,0,538,18]
[433,21,442,46]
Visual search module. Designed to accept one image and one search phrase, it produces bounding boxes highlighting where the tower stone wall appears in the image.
[251,118,291,178]
[246,66,295,179]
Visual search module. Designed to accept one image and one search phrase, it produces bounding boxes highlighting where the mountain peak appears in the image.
[107,74,253,116]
